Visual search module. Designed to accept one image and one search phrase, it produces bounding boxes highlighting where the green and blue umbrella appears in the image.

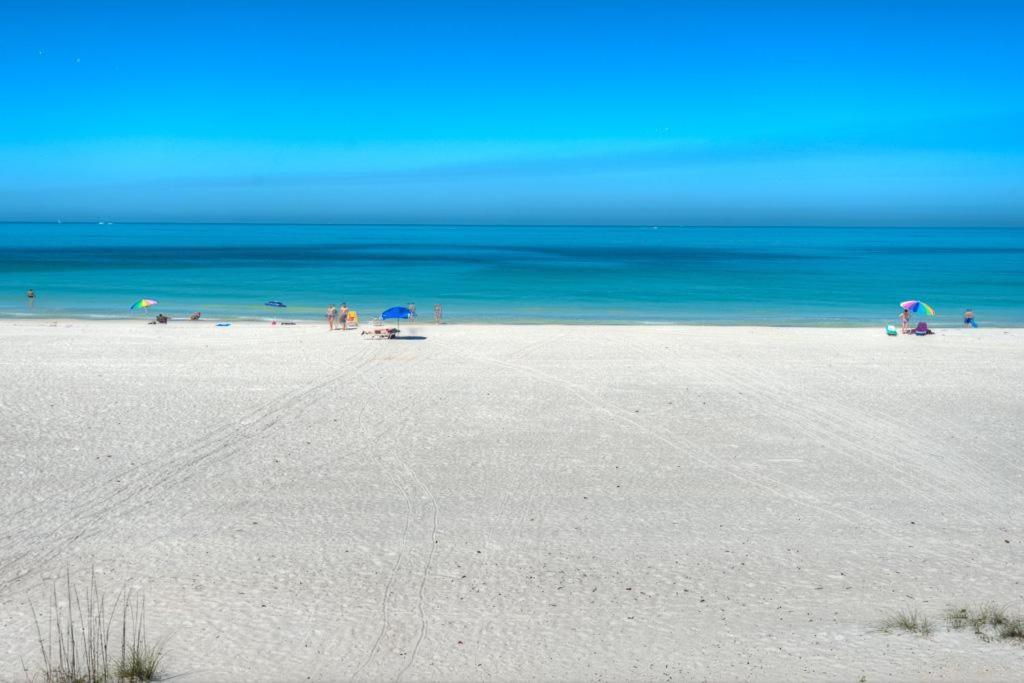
[130,298,158,310]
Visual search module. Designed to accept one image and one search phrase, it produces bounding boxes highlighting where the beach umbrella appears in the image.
[381,306,411,330]
[900,300,935,316]
[130,298,158,310]
[264,301,287,308]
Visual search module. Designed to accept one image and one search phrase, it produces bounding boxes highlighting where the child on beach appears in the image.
[26,289,35,307]
[434,302,442,324]
[899,307,911,334]
[327,305,337,330]
[407,302,416,320]
[964,309,977,328]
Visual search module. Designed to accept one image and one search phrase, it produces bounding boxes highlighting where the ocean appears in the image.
[1,224,1021,326]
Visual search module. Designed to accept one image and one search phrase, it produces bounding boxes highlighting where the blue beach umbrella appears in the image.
[381,306,411,329]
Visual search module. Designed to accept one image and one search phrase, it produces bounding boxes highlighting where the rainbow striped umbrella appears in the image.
[130,298,159,310]
[900,300,935,316]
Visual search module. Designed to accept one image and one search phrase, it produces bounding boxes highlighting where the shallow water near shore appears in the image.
[1,223,1021,325]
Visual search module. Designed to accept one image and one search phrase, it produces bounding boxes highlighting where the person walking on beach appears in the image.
[340,302,349,331]
[434,302,442,324]
[327,304,337,331]
[406,302,416,320]
[899,307,911,334]
[964,308,977,328]
[26,289,35,308]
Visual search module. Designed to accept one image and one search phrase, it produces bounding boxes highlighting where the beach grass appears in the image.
[878,609,935,637]
[946,604,1024,644]
[31,570,116,683]
[116,591,163,681]
[29,569,164,682]
[999,618,1024,643]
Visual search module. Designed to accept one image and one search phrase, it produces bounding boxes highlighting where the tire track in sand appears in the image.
[463,343,1023,584]
[342,343,440,682]
[0,343,378,594]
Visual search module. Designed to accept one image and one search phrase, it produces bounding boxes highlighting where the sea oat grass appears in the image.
[116,591,164,681]
[879,609,935,637]
[31,569,117,683]
[30,570,166,682]
[997,617,1024,643]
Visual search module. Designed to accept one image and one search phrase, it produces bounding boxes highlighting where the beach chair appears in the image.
[345,310,359,328]
[362,318,397,339]
[913,322,933,336]
[362,326,397,340]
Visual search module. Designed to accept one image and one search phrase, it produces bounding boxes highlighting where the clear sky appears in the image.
[1,0,1021,225]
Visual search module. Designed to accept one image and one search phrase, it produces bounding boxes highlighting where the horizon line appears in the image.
[2,221,1023,229]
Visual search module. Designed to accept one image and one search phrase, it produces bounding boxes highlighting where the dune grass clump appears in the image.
[878,609,935,637]
[30,569,165,682]
[116,592,164,682]
[945,603,1024,644]
[998,618,1024,643]
[31,570,116,683]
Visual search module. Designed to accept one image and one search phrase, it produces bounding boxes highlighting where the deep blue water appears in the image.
[1,224,1021,326]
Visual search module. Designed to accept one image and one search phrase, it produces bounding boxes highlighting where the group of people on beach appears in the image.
[22,287,980,331]
[325,301,444,330]
[897,307,978,333]
[326,302,351,331]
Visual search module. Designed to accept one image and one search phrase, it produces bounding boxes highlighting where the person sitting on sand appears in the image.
[963,308,977,328]
[155,314,168,324]
[899,307,911,334]
[327,305,337,331]
[190,311,201,321]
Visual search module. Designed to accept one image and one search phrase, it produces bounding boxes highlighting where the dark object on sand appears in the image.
[363,327,398,340]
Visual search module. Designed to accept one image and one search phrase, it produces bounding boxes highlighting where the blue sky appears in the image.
[1,0,1021,225]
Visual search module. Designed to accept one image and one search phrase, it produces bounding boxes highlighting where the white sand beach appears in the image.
[1,319,1022,681]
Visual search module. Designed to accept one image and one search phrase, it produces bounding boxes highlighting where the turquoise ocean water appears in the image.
[0,224,1021,326]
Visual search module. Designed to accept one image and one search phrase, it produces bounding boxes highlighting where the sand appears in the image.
[1,319,1022,681]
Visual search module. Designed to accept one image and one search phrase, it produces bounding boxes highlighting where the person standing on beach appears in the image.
[406,302,416,320]
[327,305,337,331]
[26,289,35,308]
[434,302,442,324]
[340,302,349,331]
[964,308,977,328]
[899,307,911,334]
